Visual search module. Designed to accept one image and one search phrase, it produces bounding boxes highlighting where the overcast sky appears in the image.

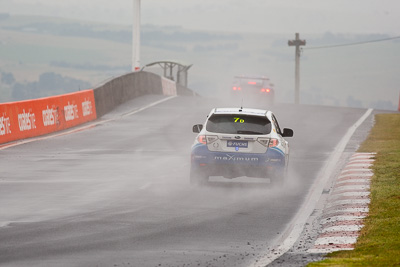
[1,0,400,35]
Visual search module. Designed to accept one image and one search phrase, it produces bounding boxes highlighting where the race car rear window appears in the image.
[206,114,271,135]
[240,78,263,86]
[236,78,269,87]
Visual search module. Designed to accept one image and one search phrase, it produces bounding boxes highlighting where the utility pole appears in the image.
[132,0,141,72]
[288,33,306,104]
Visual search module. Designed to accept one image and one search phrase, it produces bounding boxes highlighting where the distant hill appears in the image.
[0,14,398,110]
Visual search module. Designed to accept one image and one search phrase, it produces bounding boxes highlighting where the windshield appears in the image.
[206,114,271,135]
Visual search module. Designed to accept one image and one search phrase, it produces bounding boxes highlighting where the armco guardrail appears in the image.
[1,71,194,145]
[0,90,97,144]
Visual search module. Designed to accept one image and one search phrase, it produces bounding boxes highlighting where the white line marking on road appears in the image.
[341,169,374,173]
[351,153,376,159]
[122,96,176,117]
[323,207,369,215]
[314,236,358,245]
[332,185,370,191]
[350,155,375,160]
[0,96,177,150]
[0,123,105,150]
[321,225,364,233]
[345,163,373,166]
[336,178,371,184]
[321,215,366,225]
[330,191,370,198]
[250,108,373,266]
[326,199,370,208]
[308,247,354,253]
[338,173,373,179]
[348,161,375,166]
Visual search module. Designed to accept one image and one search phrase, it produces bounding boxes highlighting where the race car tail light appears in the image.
[257,137,270,147]
[233,87,237,90]
[269,138,279,147]
[248,81,257,85]
[261,88,271,93]
[198,135,218,144]
[198,135,207,144]
[238,87,241,90]
[206,135,218,144]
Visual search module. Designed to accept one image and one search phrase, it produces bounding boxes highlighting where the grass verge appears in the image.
[309,113,400,266]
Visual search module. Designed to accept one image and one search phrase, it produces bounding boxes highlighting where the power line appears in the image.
[303,35,400,50]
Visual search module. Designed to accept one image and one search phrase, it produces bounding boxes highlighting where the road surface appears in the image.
[0,95,370,267]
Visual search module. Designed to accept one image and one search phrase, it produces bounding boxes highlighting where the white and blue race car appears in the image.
[191,107,293,186]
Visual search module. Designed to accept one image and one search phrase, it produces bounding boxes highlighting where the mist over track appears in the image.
[0,95,373,266]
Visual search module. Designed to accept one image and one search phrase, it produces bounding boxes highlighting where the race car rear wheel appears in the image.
[190,167,209,186]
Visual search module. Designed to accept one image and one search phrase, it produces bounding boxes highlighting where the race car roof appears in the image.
[212,108,268,116]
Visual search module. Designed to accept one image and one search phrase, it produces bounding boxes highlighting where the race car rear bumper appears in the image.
[191,144,285,178]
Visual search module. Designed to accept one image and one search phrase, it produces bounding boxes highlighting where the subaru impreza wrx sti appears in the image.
[191,108,293,186]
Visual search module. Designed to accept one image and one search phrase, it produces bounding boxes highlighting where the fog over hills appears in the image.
[0,1,399,110]
[1,0,400,35]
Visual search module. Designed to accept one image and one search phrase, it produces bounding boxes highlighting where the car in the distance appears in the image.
[231,75,275,106]
[191,107,293,186]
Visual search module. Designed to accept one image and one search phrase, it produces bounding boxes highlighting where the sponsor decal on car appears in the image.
[214,154,259,162]
[227,140,248,148]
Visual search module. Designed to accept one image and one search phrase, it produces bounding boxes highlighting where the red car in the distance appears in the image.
[231,75,275,106]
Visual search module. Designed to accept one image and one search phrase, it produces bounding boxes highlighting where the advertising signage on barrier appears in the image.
[0,90,97,145]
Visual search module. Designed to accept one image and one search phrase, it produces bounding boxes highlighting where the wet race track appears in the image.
[0,95,371,267]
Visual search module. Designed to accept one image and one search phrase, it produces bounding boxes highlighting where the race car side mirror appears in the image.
[282,128,294,137]
[192,124,203,133]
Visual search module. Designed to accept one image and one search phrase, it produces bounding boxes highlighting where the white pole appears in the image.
[132,0,141,72]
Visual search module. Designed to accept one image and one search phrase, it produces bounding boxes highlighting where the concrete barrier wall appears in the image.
[0,70,194,145]
[93,71,194,117]
[161,77,177,96]
[94,71,164,117]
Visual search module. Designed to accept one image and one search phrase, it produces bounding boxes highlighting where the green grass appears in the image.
[309,114,400,266]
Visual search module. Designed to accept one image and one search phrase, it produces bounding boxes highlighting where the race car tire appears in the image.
[190,167,209,186]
